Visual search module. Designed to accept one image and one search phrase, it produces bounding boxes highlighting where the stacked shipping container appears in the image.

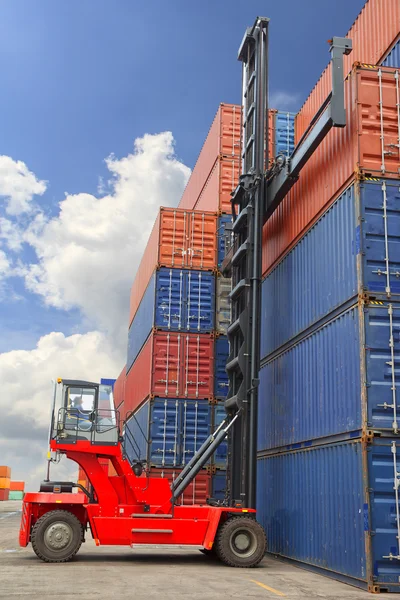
[257,2,400,592]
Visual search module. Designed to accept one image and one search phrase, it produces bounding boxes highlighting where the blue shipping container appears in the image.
[261,178,400,359]
[382,39,400,68]
[258,300,400,451]
[257,438,400,593]
[100,378,116,388]
[125,398,211,468]
[211,470,227,501]
[214,336,229,399]
[273,111,295,159]
[217,215,232,268]
[213,401,228,468]
[127,268,215,371]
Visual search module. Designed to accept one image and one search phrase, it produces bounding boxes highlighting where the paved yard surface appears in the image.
[0,501,379,599]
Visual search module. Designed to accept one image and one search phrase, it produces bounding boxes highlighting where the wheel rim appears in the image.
[44,521,73,552]
[229,527,258,559]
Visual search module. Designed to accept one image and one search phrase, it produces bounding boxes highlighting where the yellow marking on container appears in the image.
[250,580,286,597]
[371,301,384,305]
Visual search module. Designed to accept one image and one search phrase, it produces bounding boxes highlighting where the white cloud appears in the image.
[22,132,191,342]
[269,90,300,112]
[0,217,23,252]
[0,155,47,215]
[0,330,121,490]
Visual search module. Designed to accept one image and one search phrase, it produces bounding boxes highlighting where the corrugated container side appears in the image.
[0,467,11,478]
[211,470,227,500]
[214,337,229,400]
[381,37,400,67]
[125,332,214,414]
[113,366,126,410]
[0,489,9,501]
[148,468,211,505]
[295,0,400,142]
[263,66,400,276]
[0,477,11,489]
[273,111,295,159]
[10,481,25,491]
[216,276,231,335]
[8,491,24,501]
[257,439,400,592]
[194,157,240,214]
[259,300,400,450]
[261,178,400,357]
[178,104,241,210]
[213,401,228,468]
[127,273,156,371]
[129,212,160,324]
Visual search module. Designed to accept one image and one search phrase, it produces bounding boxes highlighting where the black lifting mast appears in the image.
[223,19,352,509]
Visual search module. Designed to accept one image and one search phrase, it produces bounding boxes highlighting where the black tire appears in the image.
[31,510,83,563]
[215,516,266,568]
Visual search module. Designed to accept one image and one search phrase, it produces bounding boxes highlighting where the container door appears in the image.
[217,215,232,268]
[159,209,186,268]
[275,111,295,159]
[186,212,217,270]
[369,439,400,590]
[181,334,213,398]
[154,268,185,330]
[216,276,231,335]
[365,301,400,432]
[186,271,215,332]
[180,399,211,465]
[149,399,180,467]
[214,337,229,399]
[213,401,227,468]
[152,332,180,397]
[360,180,400,295]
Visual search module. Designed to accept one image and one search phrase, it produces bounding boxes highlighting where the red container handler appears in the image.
[179,103,241,210]
[263,64,400,276]
[0,489,9,501]
[147,468,211,506]
[129,208,217,325]
[124,331,214,414]
[295,0,400,142]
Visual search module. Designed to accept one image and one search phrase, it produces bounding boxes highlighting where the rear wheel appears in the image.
[215,516,266,568]
[31,510,83,563]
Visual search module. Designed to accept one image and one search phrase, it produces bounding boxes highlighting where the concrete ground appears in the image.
[0,501,379,599]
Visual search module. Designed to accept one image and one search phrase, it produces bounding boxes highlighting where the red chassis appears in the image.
[20,439,265,567]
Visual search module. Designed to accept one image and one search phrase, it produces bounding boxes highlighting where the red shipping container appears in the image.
[179,104,241,210]
[125,331,214,414]
[0,489,9,501]
[129,208,217,324]
[263,64,400,276]
[10,481,24,491]
[296,0,400,142]
[113,365,126,409]
[147,468,210,505]
[193,157,240,214]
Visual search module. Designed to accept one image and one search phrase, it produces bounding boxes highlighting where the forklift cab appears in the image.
[53,379,119,445]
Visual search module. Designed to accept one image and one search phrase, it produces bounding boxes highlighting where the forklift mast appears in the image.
[223,19,352,509]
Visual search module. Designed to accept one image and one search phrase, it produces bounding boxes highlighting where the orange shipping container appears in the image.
[296,0,400,142]
[129,208,217,324]
[179,104,241,210]
[0,477,10,489]
[113,365,126,410]
[263,64,400,276]
[193,157,240,214]
[10,481,24,492]
[0,466,11,478]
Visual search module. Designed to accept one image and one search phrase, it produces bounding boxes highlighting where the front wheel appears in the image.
[31,510,83,563]
[215,516,266,568]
